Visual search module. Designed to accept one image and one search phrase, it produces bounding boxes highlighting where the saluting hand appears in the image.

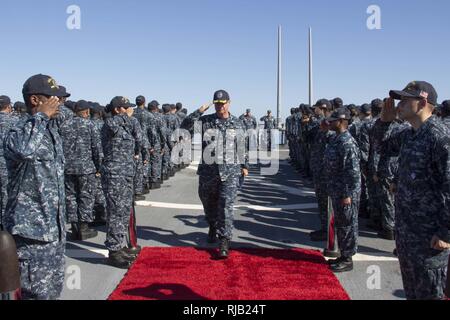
[381,98,396,122]
[126,108,135,117]
[342,198,352,206]
[36,96,60,118]
[431,235,450,251]
[320,120,329,132]
[389,183,397,194]
[199,103,213,114]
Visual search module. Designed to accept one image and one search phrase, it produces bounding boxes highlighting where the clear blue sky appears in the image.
[1,0,449,119]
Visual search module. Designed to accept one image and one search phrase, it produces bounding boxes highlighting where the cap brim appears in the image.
[326,116,339,122]
[213,100,229,104]
[115,103,134,109]
[27,88,68,98]
[389,90,418,100]
[326,115,350,122]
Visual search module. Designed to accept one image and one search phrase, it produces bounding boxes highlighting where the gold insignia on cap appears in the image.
[48,78,59,89]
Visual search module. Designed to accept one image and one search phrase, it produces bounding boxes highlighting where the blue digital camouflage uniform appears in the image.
[176,110,188,165]
[442,117,450,129]
[324,130,361,258]
[130,115,149,195]
[149,111,166,182]
[182,110,248,240]
[240,114,258,153]
[300,114,312,177]
[285,114,294,160]
[378,116,450,300]
[0,112,20,227]
[291,112,301,166]
[60,115,103,224]
[350,117,372,216]
[176,110,187,124]
[4,111,68,300]
[101,114,136,252]
[371,119,409,232]
[360,117,381,222]
[162,113,179,174]
[260,115,276,151]
[92,118,106,215]
[161,113,172,176]
[133,107,151,192]
[349,117,367,143]
[305,116,335,231]
[240,114,258,131]
[294,112,308,170]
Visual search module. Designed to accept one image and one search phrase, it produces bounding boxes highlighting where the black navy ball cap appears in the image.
[22,74,66,97]
[213,90,230,104]
[390,81,438,106]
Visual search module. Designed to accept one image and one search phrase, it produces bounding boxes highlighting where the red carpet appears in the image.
[109,247,350,300]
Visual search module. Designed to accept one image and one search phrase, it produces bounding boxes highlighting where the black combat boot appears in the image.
[135,194,146,201]
[327,256,344,266]
[207,227,217,244]
[71,223,80,240]
[150,182,161,189]
[218,238,230,259]
[108,251,132,269]
[366,219,382,231]
[90,206,107,227]
[123,245,142,256]
[118,248,138,262]
[80,223,98,240]
[72,223,98,241]
[378,229,395,240]
[330,257,353,273]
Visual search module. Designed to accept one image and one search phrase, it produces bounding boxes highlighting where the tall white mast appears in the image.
[277,25,282,127]
[309,27,313,107]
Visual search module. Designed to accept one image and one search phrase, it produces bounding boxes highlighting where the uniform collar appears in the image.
[411,115,436,137]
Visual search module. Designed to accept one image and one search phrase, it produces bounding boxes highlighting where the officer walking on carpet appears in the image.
[181,90,249,259]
